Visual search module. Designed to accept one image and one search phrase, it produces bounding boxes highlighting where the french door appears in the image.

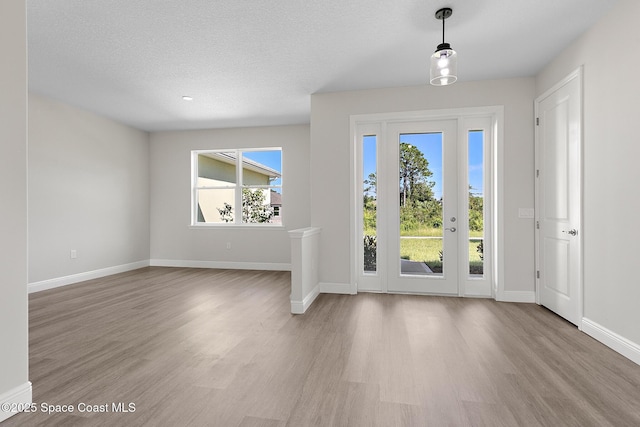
[356,113,494,297]
[386,120,459,294]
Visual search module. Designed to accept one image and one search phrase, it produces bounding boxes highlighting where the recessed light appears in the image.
[182,96,193,101]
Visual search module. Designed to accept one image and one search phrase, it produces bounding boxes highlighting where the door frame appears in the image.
[534,66,584,327]
[350,106,504,298]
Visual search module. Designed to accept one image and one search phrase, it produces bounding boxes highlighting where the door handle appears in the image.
[445,227,456,232]
[562,229,578,236]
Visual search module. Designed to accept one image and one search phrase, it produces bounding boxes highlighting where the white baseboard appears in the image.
[291,284,320,314]
[28,260,150,293]
[150,259,291,271]
[319,282,356,295]
[0,382,32,423]
[582,318,640,366]
[496,290,536,303]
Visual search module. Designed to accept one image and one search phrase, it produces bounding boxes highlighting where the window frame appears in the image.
[191,147,283,227]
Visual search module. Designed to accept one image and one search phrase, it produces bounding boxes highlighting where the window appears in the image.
[192,148,282,226]
[362,134,377,273]
[468,130,484,277]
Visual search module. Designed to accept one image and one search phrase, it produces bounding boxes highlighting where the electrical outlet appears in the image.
[226,242,232,250]
[70,249,77,259]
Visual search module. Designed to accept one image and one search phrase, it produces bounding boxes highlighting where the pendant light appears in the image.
[430,7,457,86]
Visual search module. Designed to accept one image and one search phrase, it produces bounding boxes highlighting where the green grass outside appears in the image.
[401,226,484,238]
[365,225,483,239]
[400,238,484,275]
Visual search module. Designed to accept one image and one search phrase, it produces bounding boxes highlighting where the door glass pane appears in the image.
[399,133,443,276]
[468,130,484,277]
[363,135,377,273]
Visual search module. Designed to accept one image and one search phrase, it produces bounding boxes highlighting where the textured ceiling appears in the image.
[27,0,619,131]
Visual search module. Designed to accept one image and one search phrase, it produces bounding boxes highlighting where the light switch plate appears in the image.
[518,208,535,218]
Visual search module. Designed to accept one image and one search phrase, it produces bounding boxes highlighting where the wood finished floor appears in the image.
[5,267,640,426]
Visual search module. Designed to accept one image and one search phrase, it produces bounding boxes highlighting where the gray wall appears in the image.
[0,0,29,414]
[536,0,640,345]
[28,94,150,284]
[149,125,310,267]
[310,78,536,293]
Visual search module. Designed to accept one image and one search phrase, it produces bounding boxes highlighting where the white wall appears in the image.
[28,94,150,285]
[0,0,30,421]
[536,0,640,347]
[310,78,536,294]
[149,125,310,268]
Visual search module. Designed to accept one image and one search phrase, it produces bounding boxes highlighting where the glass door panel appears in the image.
[468,130,484,277]
[387,120,458,295]
[363,135,377,273]
[461,117,493,297]
[357,123,384,293]
[399,133,444,277]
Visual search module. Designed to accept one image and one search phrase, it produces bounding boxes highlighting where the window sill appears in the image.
[189,223,286,230]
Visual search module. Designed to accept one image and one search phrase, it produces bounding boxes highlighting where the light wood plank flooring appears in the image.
[4,267,640,426]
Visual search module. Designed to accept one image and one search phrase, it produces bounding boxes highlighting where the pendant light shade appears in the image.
[430,8,457,86]
[430,45,457,86]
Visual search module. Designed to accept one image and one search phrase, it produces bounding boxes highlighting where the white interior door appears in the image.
[386,120,459,294]
[536,69,582,325]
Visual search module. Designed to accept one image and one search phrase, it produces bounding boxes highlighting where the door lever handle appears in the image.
[445,227,456,232]
[562,229,578,236]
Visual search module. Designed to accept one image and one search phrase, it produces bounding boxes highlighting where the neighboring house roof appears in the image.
[201,152,281,179]
[270,190,282,206]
